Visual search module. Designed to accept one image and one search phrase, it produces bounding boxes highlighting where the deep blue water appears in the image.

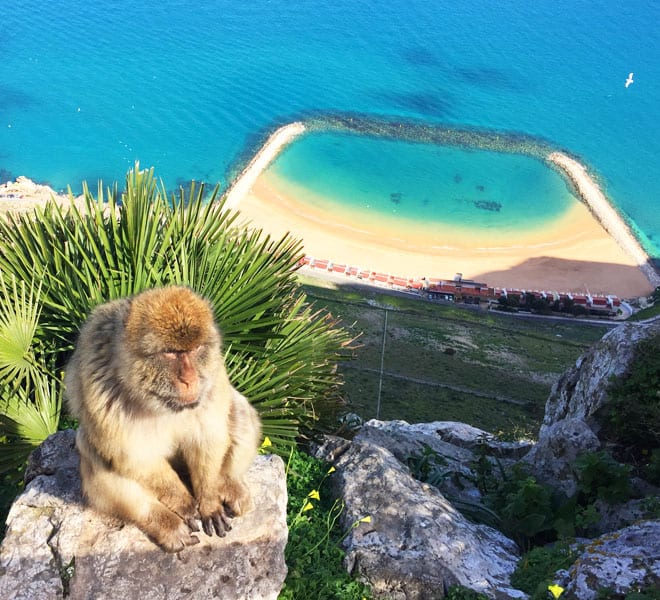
[2,1,659,257]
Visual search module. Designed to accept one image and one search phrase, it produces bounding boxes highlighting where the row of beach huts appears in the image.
[300,256,622,317]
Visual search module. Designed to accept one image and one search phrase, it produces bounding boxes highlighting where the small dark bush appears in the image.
[599,334,660,482]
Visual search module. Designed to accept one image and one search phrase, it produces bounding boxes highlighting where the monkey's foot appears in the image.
[153,515,201,553]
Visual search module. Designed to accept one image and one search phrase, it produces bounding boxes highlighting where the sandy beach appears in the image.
[548,152,660,289]
[228,126,657,298]
[2,125,656,299]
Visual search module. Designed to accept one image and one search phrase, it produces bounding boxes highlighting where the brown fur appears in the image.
[65,286,261,552]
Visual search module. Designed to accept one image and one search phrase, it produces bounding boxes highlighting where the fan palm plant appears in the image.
[0,163,355,478]
[0,275,61,479]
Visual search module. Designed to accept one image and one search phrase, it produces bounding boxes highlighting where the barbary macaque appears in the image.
[65,286,261,552]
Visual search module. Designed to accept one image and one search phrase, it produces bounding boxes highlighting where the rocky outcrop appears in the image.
[0,176,78,215]
[316,419,660,600]
[523,320,660,496]
[539,321,658,429]
[557,521,660,599]
[0,430,288,600]
[314,435,525,600]
[354,420,532,506]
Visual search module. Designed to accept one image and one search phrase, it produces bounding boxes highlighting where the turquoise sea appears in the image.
[269,130,573,234]
[2,1,659,260]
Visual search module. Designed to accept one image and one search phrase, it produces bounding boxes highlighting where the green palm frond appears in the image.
[0,276,61,480]
[0,162,357,462]
[0,274,44,386]
[0,373,62,477]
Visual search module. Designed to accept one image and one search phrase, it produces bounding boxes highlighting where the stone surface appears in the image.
[522,418,601,497]
[561,520,660,599]
[0,431,288,600]
[538,321,659,434]
[315,435,525,600]
[356,420,532,504]
[358,419,534,460]
[523,320,660,494]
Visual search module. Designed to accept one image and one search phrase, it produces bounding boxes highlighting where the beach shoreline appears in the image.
[224,122,307,211]
[2,123,657,299]
[225,124,657,299]
[547,152,660,289]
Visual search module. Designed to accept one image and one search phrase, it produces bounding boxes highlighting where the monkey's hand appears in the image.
[220,477,253,518]
[198,477,252,537]
[198,502,234,538]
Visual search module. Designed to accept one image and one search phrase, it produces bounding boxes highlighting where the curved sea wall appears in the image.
[548,152,660,289]
[224,122,307,211]
[223,116,659,292]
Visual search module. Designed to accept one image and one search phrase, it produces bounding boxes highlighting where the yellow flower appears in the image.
[302,501,314,512]
[359,515,372,523]
[548,584,564,599]
[327,466,336,474]
[307,489,321,501]
[260,436,272,448]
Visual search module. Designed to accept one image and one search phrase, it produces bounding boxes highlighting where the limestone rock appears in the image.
[355,420,477,468]
[521,418,601,497]
[523,320,660,493]
[0,431,288,600]
[0,176,83,216]
[356,420,532,504]
[315,435,525,600]
[539,321,659,434]
[562,520,660,599]
[358,419,533,460]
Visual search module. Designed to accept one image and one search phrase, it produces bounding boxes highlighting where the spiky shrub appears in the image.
[0,276,61,477]
[0,164,355,478]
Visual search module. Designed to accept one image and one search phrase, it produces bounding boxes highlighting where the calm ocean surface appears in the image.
[2,1,659,258]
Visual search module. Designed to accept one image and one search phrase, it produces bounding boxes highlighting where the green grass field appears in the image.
[301,276,610,438]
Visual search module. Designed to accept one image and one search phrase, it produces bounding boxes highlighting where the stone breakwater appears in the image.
[547,152,660,289]
[223,117,658,294]
[223,122,307,211]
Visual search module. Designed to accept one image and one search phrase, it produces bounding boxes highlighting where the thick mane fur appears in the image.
[125,286,218,352]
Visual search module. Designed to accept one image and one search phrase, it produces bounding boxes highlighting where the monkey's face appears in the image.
[149,344,213,410]
[122,287,222,413]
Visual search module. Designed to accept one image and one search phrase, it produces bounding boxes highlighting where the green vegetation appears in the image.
[628,286,660,321]
[478,448,636,549]
[599,333,660,483]
[597,586,660,600]
[406,440,659,597]
[279,447,370,599]
[510,542,580,599]
[405,441,638,552]
[302,280,608,436]
[0,164,354,532]
[444,586,489,600]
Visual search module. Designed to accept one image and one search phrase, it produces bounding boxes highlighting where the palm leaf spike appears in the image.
[0,376,62,478]
[0,273,44,387]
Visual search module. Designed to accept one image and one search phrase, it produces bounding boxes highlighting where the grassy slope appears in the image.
[301,277,609,438]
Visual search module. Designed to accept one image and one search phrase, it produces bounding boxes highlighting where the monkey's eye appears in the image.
[162,351,179,360]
